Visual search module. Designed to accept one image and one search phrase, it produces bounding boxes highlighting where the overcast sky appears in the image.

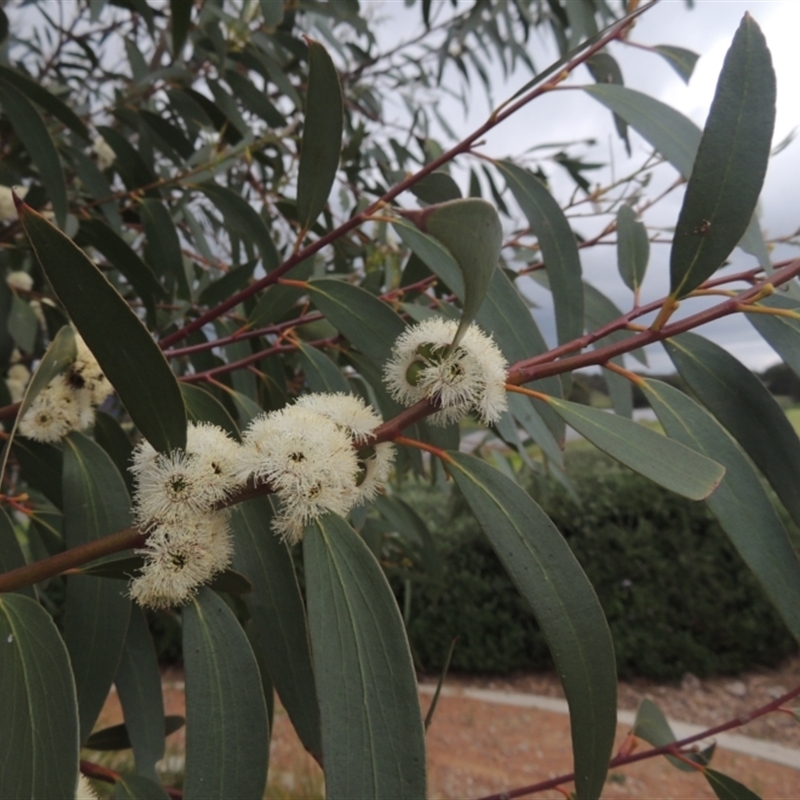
[370,1,800,373]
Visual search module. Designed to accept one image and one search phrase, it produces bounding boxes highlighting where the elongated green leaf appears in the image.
[584,84,700,178]
[224,70,286,128]
[93,410,135,496]
[586,52,629,154]
[0,65,89,139]
[401,199,501,346]
[633,698,711,771]
[409,171,461,205]
[170,0,191,56]
[113,774,171,800]
[0,81,67,227]
[77,219,165,307]
[746,296,800,378]
[138,111,194,161]
[0,592,79,799]
[0,508,33,598]
[642,378,800,644]
[298,342,350,394]
[62,432,132,743]
[181,383,239,438]
[616,204,649,294]
[307,279,405,369]
[8,293,38,354]
[665,332,800,529]
[183,587,269,799]
[115,608,165,781]
[19,202,187,452]
[447,453,616,800]
[304,514,426,799]
[198,261,256,307]
[545,396,724,499]
[140,198,189,299]
[97,126,158,191]
[249,259,314,327]
[198,183,279,272]
[670,16,775,299]
[297,39,343,229]
[230,499,322,761]
[260,0,284,27]
[497,161,583,346]
[653,45,700,84]
[705,769,762,800]
[66,148,122,230]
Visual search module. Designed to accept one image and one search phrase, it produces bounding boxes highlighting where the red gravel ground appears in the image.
[87,662,800,799]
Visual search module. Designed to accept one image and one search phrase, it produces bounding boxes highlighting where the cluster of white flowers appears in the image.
[128,394,394,608]
[383,318,508,425]
[18,335,114,442]
[239,393,394,543]
[129,422,242,610]
[93,135,116,171]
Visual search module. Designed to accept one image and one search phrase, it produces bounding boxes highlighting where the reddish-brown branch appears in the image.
[476,682,800,800]
[157,1,657,351]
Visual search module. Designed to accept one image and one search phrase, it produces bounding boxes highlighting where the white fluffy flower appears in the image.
[128,511,233,609]
[0,185,27,222]
[70,335,113,406]
[293,392,395,505]
[240,406,359,543]
[131,423,243,526]
[6,270,33,292]
[93,135,116,170]
[383,317,508,425]
[18,374,94,442]
[76,774,99,800]
[6,363,30,403]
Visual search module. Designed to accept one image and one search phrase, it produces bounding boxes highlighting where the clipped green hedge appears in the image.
[398,451,798,680]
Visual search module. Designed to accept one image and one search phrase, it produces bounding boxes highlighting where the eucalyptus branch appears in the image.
[475,682,800,800]
[157,0,658,351]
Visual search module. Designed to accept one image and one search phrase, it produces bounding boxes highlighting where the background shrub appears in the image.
[397,449,798,680]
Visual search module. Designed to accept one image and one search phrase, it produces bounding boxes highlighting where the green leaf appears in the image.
[0,65,89,139]
[259,0,284,27]
[182,587,270,799]
[198,261,256,307]
[401,198,502,346]
[8,293,38,354]
[586,52,629,154]
[745,296,800,378]
[66,148,122,230]
[114,608,167,780]
[140,198,190,299]
[62,432,132,744]
[664,332,800,530]
[307,278,405,370]
[297,38,343,230]
[447,453,616,800]
[85,716,184,752]
[0,507,34,598]
[670,16,776,299]
[304,514,426,798]
[97,126,158,191]
[705,769,762,800]
[583,84,700,178]
[409,171,462,205]
[545,396,725,499]
[138,111,194,162]
[224,70,286,128]
[0,81,68,227]
[584,281,647,366]
[497,161,583,346]
[298,342,350,394]
[641,378,800,645]
[616,204,649,294]
[249,259,314,327]
[170,0,192,56]
[78,219,165,309]
[653,45,700,84]
[198,183,279,272]
[632,698,711,771]
[93,410,135,496]
[19,202,187,452]
[230,499,322,761]
[113,774,171,800]
[181,383,239,438]
[0,592,79,799]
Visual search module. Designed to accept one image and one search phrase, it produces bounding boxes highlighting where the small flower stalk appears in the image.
[383,317,508,425]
